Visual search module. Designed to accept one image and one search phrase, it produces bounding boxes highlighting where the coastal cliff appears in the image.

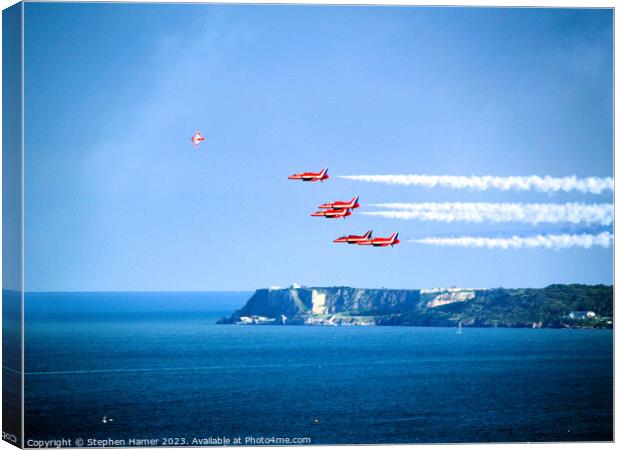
[217,284,613,328]
[219,286,421,325]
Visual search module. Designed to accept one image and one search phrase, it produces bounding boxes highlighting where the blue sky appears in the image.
[24,4,613,291]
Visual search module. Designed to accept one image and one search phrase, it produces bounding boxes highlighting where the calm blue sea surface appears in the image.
[24,292,612,444]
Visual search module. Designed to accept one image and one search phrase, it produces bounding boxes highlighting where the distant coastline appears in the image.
[218,284,613,329]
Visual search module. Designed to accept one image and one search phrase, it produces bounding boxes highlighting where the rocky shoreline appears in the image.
[217,284,613,329]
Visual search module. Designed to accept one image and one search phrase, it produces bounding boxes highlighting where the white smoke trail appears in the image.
[339,174,613,194]
[410,232,613,250]
[364,202,613,225]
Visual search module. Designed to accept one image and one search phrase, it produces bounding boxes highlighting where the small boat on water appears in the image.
[456,322,463,335]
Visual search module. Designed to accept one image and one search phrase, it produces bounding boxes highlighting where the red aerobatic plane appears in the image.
[319,196,360,210]
[191,131,205,148]
[288,168,329,182]
[357,232,400,247]
[311,208,351,219]
[333,230,373,244]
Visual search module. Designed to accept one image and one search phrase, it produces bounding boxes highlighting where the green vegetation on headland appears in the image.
[217,284,613,328]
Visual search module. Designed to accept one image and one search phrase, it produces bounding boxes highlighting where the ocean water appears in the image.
[24,292,612,444]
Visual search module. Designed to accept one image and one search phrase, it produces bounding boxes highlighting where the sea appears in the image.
[23,292,613,445]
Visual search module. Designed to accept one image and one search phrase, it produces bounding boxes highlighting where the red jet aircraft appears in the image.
[311,208,351,219]
[357,232,400,247]
[288,168,329,182]
[319,196,360,210]
[333,230,373,244]
[191,131,205,148]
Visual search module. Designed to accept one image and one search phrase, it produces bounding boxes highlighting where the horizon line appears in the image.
[3,282,614,295]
